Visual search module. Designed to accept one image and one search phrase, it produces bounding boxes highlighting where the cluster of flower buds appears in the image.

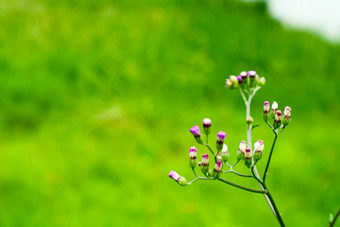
[226,71,265,90]
[169,170,187,186]
[263,101,292,128]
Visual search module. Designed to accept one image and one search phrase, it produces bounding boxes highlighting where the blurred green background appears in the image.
[0,0,339,226]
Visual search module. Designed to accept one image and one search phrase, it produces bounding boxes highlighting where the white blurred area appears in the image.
[267,0,340,42]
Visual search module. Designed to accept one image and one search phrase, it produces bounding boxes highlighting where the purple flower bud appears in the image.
[239,141,246,151]
[214,160,222,172]
[189,146,197,159]
[198,162,202,166]
[203,118,211,127]
[284,106,291,118]
[202,153,209,166]
[245,148,252,158]
[248,71,256,77]
[274,110,282,129]
[190,126,201,136]
[237,75,243,84]
[217,131,226,142]
[264,101,270,112]
[169,170,180,181]
[254,140,264,152]
[216,153,222,162]
[240,71,247,79]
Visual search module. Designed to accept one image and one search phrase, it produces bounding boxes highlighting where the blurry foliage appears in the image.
[0,0,339,226]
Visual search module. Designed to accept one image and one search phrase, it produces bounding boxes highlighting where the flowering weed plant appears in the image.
[169,71,292,226]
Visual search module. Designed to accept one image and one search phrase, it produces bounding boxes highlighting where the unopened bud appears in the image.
[236,140,246,160]
[190,126,204,144]
[213,160,223,178]
[246,116,253,125]
[225,78,233,89]
[216,131,226,151]
[230,75,239,88]
[201,153,209,174]
[263,101,270,120]
[189,146,197,168]
[244,148,252,168]
[169,170,187,186]
[216,153,222,162]
[273,110,282,129]
[258,77,265,86]
[203,118,211,135]
[282,106,291,125]
[253,140,264,162]
[248,71,257,87]
[221,144,230,162]
[270,101,278,119]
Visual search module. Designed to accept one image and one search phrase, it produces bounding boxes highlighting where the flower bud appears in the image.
[236,140,246,160]
[240,71,247,80]
[258,77,266,86]
[189,146,197,168]
[201,153,209,174]
[269,101,278,119]
[225,78,233,89]
[248,70,256,87]
[190,125,204,144]
[244,148,252,168]
[273,110,282,129]
[203,118,211,135]
[169,170,188,186]
[216,153,222,162]
[253,140,264,162]
[221,144,230,163]
[282,106,291,125]
[213,160,223,178]
[216,131,226,151]
[246,116,253,125]
[263,101,270,120]
[230,75,239,88]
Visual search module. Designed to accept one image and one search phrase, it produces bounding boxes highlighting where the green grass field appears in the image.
[0,0,339,226]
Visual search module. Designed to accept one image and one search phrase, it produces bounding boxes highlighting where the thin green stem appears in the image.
[330,209,340,227]
[263,134,278,183]
[205,144,216,156]
[218,178,266,194]
[222,170,253,178]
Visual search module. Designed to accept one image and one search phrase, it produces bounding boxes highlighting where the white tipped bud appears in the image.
[254,140,264,152]
[221,144,229,162]
[272,102,278,111]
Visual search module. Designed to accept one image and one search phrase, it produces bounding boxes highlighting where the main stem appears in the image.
[246,94,285,226]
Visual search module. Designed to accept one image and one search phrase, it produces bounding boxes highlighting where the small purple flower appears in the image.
[214,160,222,172]
[237,75,243,84]
[217,131,226,142]
[203,118,211,127]
[189,146,197,159]
[248,71,256,77]
[264,101,270,111]
[276,110,282,117]
[202,153,209,165]
[190,126,201,136]
[198,162,202,167]
[169,170,180,181]
[245,148,252,158]
[240,71,247,79]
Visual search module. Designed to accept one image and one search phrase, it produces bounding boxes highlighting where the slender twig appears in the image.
[222,170,253,178]
[244,90,281,221]
[205,144,216,156]
[231,160,239,167]
[262,134,278,183]
[192,168,199,178]
[330,209,340,227]
[218,178,267,194]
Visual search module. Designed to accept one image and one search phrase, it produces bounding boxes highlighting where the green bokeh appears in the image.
[0,0,339,226]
